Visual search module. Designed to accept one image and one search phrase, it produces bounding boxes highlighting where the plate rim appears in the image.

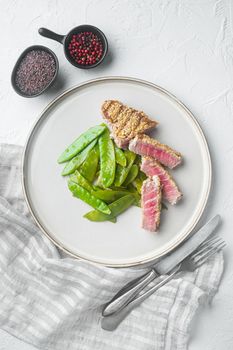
[22,76,212,268]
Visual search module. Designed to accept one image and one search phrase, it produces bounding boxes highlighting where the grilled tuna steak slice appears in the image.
[142,176,162,232]
[141,157,182,205]
[101,100,158,148]
[129,134,182,169]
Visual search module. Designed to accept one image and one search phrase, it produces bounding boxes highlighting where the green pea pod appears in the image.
[68,180,111,215]
[132,178,142,194]
[110,186,128,191]
[99,129,116,188]
[62,140,97,176]
[109,217,117,223]
[84,194,135,222]
[114,150,136,187]
[132,171,147,194]
[58,125,106,163]
[70,170,93,192]
[93,189,132,203]
[95,177,104,189]
[123,164,139,186]
[114,145,127,167]
[126,183,141,207]
[80,144,99,182]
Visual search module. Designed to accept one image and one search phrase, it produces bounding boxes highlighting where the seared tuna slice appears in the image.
[141,157,182,205]
[101,100,158,148]
[142,176,162,232]
[129,134,182,169]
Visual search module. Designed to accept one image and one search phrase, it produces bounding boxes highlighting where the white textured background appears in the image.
[1,0,233,349]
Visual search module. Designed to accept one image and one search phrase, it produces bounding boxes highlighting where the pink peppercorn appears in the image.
[68,31,104,66]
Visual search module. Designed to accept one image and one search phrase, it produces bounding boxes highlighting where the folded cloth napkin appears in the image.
[0,144,224,350]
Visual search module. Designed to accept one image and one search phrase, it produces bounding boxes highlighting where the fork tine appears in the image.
[199,236,222,251]
[199,235,221,247]
[194,243,226,268]
[193,241,226,268]
[193,243,225,267]
[201,235,223,247]
[193,239,225,262]
[191,238,225,261]
[191,236,223,260]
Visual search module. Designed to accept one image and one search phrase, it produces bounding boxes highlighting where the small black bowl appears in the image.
[38,25,108,69]
[11,45,59,98]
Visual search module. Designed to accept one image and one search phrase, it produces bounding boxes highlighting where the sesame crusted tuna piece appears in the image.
[141,157,182,205]
[101,100,158,148]
[129,134,182,169]
[141,176,162,232]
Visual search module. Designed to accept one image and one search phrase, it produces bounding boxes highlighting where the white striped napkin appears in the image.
[0,144,224,350]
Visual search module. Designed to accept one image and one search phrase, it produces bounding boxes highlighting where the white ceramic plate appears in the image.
[23,77,211,267]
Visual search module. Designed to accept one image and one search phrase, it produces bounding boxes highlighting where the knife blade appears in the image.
[102,215,220,317]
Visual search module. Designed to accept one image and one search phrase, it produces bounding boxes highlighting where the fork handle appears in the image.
[102,269,157,316]
[101,266,180,331]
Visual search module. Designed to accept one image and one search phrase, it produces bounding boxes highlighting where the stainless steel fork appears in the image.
[101,236,226,331]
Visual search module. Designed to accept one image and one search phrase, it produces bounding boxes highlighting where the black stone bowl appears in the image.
[11,45,59,98]
[38,25,108,69]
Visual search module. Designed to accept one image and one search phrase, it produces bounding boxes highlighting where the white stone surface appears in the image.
[0,0,233,348]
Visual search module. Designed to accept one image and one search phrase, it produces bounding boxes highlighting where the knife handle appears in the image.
[102,269,157,317]
[101,266,180,331]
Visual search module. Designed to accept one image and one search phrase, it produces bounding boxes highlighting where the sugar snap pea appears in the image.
[83,194,135,222]
[132,178,142,194]
[58,125,106,163]
[80,144,99,182]
[93,189,133,203]
[108,217,117,223]
[95,175,104,189]
[126,183,141,207]
[99,129,115,188]
[123,164,139,186]
[110,186,128,191]
[70,170,93,192]
[132,171,147,194]
[114,145,127,167]
[62,140,97,176]
[114,150,136,187]
[68,180,111,215]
